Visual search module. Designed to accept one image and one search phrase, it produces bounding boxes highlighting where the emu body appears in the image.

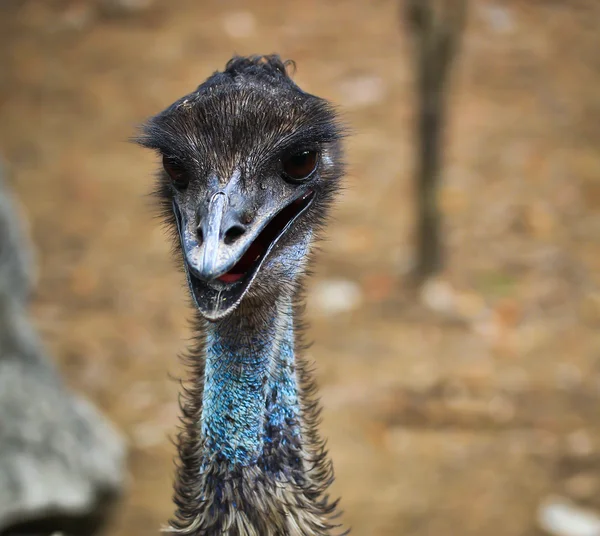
[137,56,345,535]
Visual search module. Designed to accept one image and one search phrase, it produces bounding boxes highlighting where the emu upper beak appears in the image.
[173,185,315,320]
[187,191,243,282]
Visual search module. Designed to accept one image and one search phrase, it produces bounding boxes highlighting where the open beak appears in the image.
[173,187,315,320]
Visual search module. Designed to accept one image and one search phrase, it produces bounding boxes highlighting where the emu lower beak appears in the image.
[173,188,315,320]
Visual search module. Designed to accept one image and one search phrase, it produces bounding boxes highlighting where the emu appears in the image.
[136,55,346,535]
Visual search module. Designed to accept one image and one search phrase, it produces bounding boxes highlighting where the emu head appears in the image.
[137,56,344,320]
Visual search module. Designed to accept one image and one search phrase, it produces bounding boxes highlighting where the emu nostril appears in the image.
[224,225,246,245]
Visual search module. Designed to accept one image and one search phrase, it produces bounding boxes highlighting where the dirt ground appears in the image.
[1,1,600,535]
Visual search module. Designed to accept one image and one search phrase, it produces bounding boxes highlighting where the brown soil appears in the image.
[1,1,599,535]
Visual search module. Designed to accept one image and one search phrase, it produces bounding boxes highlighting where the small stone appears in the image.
[60,3,95,30]
[222,11,256,38]
[480,5,515,34]
[537,496,600,536]
[311,279,363,315]
[338,75,385,108]
[420,278,455,315]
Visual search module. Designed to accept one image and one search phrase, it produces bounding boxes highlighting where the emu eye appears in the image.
[162,155,189,190]
[282,150,319,182]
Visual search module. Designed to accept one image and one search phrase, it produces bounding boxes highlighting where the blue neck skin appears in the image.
[201,296,300,466]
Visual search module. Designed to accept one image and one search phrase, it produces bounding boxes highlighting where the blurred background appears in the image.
[1,0,599,535]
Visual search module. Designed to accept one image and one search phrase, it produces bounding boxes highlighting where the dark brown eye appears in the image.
[282,150,319,182]
[162,155,189,190]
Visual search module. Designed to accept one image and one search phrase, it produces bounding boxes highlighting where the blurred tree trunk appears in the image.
[402,0,467,281]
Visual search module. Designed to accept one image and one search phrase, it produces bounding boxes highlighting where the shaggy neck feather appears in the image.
[202,296,300,466]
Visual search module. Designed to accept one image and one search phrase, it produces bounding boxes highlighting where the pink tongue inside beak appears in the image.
[214,190,315,285]
[216,241,262,284]
[217,272,244,284]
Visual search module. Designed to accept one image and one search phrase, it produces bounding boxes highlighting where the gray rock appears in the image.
[310,278,363,316]
[0,166,126,535]
[0,169,35,304]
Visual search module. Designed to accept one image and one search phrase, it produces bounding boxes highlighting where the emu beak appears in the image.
[192,192,233,281]
[178,188,264,285]
[173,185,315,320]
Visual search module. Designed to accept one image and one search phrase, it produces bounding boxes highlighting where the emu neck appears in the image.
[202,296,299,466]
